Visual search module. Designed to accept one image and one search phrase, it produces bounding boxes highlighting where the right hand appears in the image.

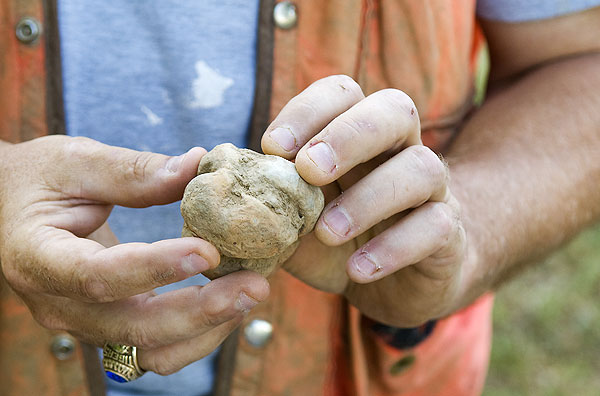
[0,135,270,375]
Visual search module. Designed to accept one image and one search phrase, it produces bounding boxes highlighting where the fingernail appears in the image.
[237,292,259,313]
[165,153,186,173]
[306,142,336,173]
[270,127,296,152]
[353,252,381,277]
[181,253,209,275]
[323,206,351,237]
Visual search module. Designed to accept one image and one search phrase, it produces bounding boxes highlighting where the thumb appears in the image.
[58,138,206,207]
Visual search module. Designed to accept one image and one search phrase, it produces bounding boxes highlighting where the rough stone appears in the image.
[181,143,324,279]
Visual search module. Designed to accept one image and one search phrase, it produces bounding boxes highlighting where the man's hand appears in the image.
[262,5,600,329]
[262,75,463,327]
[0,135,270,375]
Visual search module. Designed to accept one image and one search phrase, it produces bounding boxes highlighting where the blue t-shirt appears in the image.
[477,0,600,22]
[58,1,259,395]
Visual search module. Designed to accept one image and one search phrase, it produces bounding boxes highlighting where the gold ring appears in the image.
[102,343,146,382]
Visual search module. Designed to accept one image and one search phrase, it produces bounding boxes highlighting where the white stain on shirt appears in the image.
[186,60,234,109]
[140,105,163,126]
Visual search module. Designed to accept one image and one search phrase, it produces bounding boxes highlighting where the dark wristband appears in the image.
[371,320,437,349]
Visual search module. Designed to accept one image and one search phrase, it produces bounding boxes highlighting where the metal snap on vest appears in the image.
[51,335,76,360]
[244,319,273,348]
[16,17,41,44]
[273,1,297,30]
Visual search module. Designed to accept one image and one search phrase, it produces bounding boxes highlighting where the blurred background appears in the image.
[483,224,600,395]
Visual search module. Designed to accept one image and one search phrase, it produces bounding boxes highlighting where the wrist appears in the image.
[448,171,489,311]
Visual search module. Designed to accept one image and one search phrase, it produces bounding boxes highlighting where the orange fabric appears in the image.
[347,296,493,396]
[1,0,492,395]
[0,0,49,143]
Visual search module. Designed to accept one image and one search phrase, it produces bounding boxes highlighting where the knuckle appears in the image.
[123,151,154,183]
[336,116,366,141]
[195,293,231,328]
[380,88,415,112]
[126,325,162,350]
[428,202,457,241]
[198,306,229,328]
[63,136,98,161]
[76,268,116,303]
[150,356,181,376]
[329,74,363,97]
[378,89,420,133]
[407,145,447,183]
[149,267,178,287]
[292,98,320,122]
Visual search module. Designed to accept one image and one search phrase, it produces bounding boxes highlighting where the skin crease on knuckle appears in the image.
[427,202,458,246]
[380,88,420,140]
[194,303,230,330]
[406,145,448,185]
[126,322,164,350]
[150,356,180,377]
[125,151,155,184]
[380,88,417,117]
[322,74,363,99]
[77,266,116,303]
[194,288,242,329]
[61,136,101,167]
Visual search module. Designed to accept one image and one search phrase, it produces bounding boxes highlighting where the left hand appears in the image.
[262,75,467,327]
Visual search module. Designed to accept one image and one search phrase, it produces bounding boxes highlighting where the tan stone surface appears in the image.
[181,143,324,278]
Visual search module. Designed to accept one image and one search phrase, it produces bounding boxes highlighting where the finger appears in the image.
[123,271,269,348]
[54,137,206,207]
[41,271,270,349]
[315,145,450,246]
[138,318,241,376]
[346,201,463,283]
[261,75,364,158]
[5,226,220,302]
[295,89,421,186]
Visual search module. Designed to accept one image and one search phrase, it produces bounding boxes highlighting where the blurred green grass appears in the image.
[484,224,600,396]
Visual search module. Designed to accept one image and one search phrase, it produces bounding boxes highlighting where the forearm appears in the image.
[448,53,600,308]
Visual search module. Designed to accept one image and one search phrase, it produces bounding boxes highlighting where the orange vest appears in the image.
[0,1,492,395]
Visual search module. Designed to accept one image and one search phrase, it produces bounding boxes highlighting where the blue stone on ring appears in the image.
[106,371,128,383]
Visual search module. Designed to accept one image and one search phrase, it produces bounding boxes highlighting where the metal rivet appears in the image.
[244,319,273,348]
[273,1,297,30]
[16,17,41,44]
[51,335,76,360]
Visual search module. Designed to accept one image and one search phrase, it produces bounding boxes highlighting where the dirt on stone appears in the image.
[181,143,324,279]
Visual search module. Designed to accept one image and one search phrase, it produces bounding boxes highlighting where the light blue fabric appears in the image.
[477,0,600,22]
[58,1,259,395]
